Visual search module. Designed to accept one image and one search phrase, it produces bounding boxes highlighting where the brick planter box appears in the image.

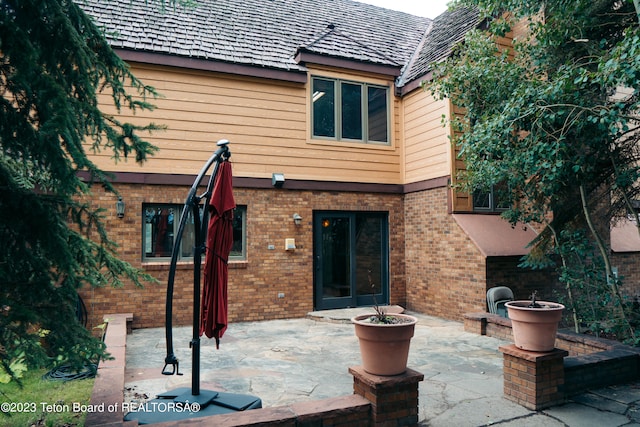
[350,366,424,427]
[465,312,640,406]
[500,344,568,410]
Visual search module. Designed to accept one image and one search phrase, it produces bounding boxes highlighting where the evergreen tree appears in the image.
[0,0,161,382]
[431,0,640,341]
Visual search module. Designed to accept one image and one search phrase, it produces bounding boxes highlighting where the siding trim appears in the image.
[78,171,447,194]
[403,176,449,193]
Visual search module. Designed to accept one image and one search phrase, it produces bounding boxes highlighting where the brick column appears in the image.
[499,344,568,410]
[349,366,424,427]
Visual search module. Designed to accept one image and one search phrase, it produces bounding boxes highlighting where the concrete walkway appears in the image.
[124,309,640,426]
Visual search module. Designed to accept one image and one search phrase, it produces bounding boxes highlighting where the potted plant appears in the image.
[505,291,565,352]
[351,277,417,375]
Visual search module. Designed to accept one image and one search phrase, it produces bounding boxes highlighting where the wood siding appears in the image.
[91,63,403,185]
[450,21,521,212]
[450,104,473,212]
[402,88,451,184]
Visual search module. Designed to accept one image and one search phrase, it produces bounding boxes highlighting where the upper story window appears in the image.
[311,77,389,144]
[143,203,247,261]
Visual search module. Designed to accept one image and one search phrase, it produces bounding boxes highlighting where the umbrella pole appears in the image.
[191,199,204,397]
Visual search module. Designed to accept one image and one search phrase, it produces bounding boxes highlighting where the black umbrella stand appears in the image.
[124,140,261,425]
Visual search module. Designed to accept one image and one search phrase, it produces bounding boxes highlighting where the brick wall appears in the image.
[404,186,487,320]
[611,252,640,300]
[78,183,405,329]
[486,256,558,302]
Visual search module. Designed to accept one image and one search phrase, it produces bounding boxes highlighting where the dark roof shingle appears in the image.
[400,6,482,86]
[79,0,479,88]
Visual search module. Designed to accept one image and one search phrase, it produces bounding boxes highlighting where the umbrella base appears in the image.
[123,387,262,425]
[172,388,219,406]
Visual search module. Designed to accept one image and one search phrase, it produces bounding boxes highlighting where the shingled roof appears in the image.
[399,6,481,87]
[79,0,480,90]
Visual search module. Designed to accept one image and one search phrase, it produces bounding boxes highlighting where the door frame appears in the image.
[313,211,389,310]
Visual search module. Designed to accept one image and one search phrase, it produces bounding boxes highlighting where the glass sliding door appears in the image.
[313,211,388,310]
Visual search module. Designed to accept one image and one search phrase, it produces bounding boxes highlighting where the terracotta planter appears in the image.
[505,300,565,352]
[351,313,417,376]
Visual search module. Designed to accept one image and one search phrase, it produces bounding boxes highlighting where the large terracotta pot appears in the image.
[351,313,417,376]
[505,301,565,352]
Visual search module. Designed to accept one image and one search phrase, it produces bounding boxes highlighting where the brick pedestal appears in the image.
[499,344,568,410]
[349,366,424,427]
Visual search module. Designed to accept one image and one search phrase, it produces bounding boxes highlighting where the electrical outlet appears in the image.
[277,292,285,298]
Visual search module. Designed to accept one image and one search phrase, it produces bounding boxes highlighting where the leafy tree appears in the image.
[0,0,162,383]
[430,0,640,341]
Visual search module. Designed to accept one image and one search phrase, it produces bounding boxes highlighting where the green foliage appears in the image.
[553,228,631,339]
[433,0,640,341]
[0,0,161,382]
[0,355,27,385]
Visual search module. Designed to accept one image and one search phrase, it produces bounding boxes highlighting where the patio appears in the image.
[111,309,640,426]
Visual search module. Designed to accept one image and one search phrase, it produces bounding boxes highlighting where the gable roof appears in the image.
[399,6,481,89]
[79,0,479,90]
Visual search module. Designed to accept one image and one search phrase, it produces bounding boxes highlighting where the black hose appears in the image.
[42,364,97,381]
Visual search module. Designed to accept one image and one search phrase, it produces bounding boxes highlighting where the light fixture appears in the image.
[293,213,302,226]
[116,197,125,218]
[272,173,285,188]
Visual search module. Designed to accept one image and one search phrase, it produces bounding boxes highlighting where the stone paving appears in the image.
[125,308,640,426]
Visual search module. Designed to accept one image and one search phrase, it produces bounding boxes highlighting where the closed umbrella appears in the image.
[200,160,235,349]
[129,142,262,423]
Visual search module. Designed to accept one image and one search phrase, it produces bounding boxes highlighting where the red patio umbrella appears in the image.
[200,160,235,349]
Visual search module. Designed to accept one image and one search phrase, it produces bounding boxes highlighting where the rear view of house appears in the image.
[78,0,557,329]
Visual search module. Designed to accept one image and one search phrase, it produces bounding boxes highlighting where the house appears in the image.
[77,0,564,330]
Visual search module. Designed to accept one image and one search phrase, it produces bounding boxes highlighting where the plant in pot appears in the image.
[505,291,565,352]
[351,275,417,376]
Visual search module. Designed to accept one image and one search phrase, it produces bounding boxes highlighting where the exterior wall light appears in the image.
[116,197,125,218]
[272,173,285,188]
[293,213,302,226]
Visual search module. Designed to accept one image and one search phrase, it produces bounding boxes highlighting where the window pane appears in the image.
[341,83,362,140]
[144,205,175,258]
[368,86,388,142]
[231,206,246,259]
[355,214,383,296]
[312,78,335,138]
[493,182,510,210]
[473,189,491,210]
[320,216,351,298]
[180,205,204,258]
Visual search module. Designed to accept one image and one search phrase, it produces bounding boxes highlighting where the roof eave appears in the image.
[396,70,433,97]
[115,49,308,83]
[295,51,402,77]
